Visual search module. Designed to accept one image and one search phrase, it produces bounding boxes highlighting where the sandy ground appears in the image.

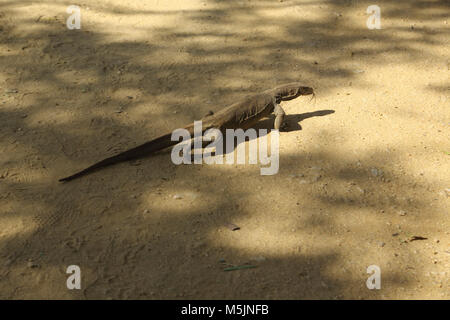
[0,0,449,299]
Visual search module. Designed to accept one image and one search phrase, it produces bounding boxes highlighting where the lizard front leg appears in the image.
[273,103,286,130]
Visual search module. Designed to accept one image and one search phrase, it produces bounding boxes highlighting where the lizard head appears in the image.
[274,83,314,102]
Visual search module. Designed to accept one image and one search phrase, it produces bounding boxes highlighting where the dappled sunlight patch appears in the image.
[53,69,100,86]
[27,108,76,126]
[0,204,41,243]
[140,189,209,217]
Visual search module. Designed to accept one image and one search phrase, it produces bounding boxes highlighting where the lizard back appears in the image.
[210,93,275,130]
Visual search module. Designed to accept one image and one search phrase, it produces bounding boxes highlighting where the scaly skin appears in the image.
[59,83,314,182]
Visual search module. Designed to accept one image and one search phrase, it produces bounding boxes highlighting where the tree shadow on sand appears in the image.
[0,0,448,299]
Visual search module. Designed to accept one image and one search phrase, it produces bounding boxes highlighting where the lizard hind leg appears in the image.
[273,104,286,130]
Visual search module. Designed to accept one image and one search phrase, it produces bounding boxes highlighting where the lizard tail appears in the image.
[59,131,182,182]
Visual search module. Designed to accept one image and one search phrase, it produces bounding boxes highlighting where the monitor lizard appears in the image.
[59,83,314,182]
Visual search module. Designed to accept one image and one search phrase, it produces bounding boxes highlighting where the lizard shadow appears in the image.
[254,109,335,133]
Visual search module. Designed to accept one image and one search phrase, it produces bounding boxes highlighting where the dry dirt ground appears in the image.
[0,0,449,299]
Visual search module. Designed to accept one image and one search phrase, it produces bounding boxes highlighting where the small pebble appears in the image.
[225,223,240,231]
[378,242,385,247]
[173,194,183,200]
